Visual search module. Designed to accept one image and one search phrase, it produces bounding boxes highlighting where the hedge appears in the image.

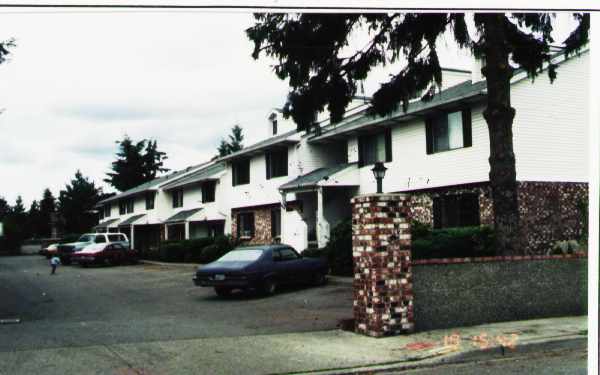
[145,235,237,264]
[302,219,496,271]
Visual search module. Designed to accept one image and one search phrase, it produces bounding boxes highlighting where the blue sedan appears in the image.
[193,245,329,297]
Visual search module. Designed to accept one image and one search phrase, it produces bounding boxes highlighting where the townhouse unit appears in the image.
[94,49,589,254]
[94,161,225,252]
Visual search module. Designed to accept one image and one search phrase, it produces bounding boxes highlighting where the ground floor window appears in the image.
[237,212,255,239]
[432,193,480,229]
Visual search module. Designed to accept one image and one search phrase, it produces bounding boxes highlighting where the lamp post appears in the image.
[371,162,387,194]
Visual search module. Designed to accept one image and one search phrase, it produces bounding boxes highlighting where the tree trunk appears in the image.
[481,14,521,255]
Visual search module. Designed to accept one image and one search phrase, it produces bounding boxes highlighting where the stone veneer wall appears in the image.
[231,204,280,245]
[408,181,588,254]
[518,182,588,253]
[351,194,414,337]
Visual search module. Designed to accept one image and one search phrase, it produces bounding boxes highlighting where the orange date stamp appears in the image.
[442,331,519,352]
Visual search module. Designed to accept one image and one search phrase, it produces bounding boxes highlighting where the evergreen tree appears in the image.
[39,188,56,238]
[247,13,589,255]
[0,38,14,65]
[58,170,104,234]
[217,124,245,157]
[12,196,25,214]
[27,200,42,239]
[104,136,169,192]
[0,196,10,220]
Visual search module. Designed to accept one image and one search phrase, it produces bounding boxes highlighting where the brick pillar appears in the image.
[351,193,414,337]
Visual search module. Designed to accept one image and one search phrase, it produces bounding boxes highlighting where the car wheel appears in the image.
[81,263,88,268]
[109,257,120,266]
[312,272,327,286]
[62,258,71,265]
[214,287,232,297]
[261,278,277,296]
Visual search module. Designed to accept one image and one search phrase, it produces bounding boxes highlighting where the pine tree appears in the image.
[104,136,169,192]
[58,170,104,234]
[247,13,589,255]
[39,188,56,238]
[217,125,245,157]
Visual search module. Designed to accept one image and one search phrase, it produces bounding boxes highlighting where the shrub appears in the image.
[198,235,237,264]
[411,226,495,260]
[155,237,217,263]
[159,242,186,262]
[327,219,353,276]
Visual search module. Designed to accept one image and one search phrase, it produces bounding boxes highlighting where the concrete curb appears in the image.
[284,334,587,375]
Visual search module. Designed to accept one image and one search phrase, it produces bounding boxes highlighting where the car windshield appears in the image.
[217,249,263,262]
[77,235,94,242]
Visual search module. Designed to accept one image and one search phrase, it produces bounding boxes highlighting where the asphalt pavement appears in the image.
[0,255,353,352]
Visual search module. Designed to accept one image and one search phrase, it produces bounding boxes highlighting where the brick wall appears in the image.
[231,203,280,245]
[408,181,588,253]
[352,194,414,337]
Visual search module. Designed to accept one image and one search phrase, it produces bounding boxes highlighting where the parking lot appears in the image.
[0,255,353,353]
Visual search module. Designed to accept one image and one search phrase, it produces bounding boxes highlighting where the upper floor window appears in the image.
[358,129,392,167]
[145,192,155,210]
[266,149,288,179]
[104,204,111,218]
[201,181,216,203]
[119,200,126,215]
[172,189,184,208]
[432,193,480,229]
[232,159,250,186]
[126,199,134,214]
[426,108,472,154]
[99,209,104,220]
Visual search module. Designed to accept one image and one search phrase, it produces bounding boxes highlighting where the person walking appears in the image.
[50,256,61,275]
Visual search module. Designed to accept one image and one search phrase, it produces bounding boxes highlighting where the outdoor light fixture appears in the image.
[371,162,387,194]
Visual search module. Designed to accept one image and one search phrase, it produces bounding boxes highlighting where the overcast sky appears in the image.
[0,10,576,207]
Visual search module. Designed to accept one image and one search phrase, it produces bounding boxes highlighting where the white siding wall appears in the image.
[351,106,490,195]
[441,69,470,89]
[223,144,300,210]
[294,137,346,176]
[512,52,589,182]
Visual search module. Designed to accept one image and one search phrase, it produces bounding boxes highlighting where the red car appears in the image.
[71,242,138,266]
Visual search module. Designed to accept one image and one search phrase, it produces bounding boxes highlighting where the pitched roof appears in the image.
[164,208,203,223]
[161,162,226,191]
[279,163,358,191]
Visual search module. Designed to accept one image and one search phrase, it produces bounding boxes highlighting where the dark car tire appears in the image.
[62,257,71,265]
[214,287,232,297]
[261,278,277,296]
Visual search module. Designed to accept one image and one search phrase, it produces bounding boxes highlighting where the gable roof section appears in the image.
[161,162,226,191]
